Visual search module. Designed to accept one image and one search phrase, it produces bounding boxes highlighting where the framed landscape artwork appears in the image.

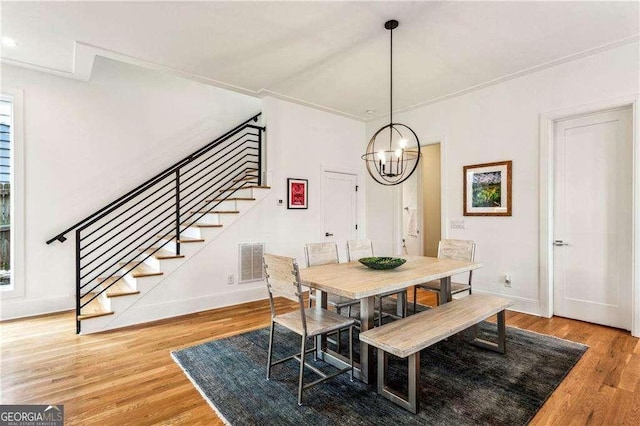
[287,178,308,209]
[463,161,512,216]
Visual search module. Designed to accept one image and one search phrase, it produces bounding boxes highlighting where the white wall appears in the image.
[261,96,367,261]
[367,41,640,315]
[89,96,366,328]
[0,57,261,319]
[0,57,366,324]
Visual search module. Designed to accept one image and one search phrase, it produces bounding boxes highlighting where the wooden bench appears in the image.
[359,294,513,413]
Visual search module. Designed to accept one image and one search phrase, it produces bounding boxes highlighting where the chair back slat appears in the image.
[304,242,339,266]
[346,240,374,262]
[438,239,476,286]
[263,254,302,302]
[438,239,475,262]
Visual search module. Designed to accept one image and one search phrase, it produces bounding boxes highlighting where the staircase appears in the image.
[47,113,269,334]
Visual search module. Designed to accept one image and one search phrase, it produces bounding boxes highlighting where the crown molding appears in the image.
[3,34,638,125]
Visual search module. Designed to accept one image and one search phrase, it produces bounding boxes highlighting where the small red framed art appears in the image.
[287,178,308,209]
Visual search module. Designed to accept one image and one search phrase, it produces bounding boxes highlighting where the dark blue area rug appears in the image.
[172,314,587,425]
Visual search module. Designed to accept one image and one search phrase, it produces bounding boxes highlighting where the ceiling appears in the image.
[1,1,638,121]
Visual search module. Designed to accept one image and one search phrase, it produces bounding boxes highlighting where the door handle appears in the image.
[553,240,570,246]
[325,232,334,237]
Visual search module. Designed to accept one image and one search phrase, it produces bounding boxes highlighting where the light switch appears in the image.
[450,220,466,229]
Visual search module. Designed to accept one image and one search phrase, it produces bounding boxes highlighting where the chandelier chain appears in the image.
[389,24,393,149]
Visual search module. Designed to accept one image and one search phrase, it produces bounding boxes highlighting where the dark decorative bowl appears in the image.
[358,257,407,270]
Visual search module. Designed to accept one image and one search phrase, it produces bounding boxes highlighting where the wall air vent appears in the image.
[239,242,265,283]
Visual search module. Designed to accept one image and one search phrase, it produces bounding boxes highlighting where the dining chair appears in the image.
[346,239,407,326]
[412,239,476,313]
[304,242,360,314]
[304,242,360,352]
[264,253,354,405]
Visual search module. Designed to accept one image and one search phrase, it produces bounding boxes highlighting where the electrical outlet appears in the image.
[504,274,512,287]
[227,274,235,285]
[450,220,465,229]
[277,199,284,206]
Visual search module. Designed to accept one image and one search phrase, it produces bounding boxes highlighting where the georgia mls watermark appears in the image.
[0,405,64,426]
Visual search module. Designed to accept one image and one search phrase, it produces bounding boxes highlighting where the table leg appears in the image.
[440,276,452,304]
[359,296,376,384]
[315,290,328,358]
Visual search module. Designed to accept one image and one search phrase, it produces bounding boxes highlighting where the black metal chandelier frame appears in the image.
[362,19,421,186]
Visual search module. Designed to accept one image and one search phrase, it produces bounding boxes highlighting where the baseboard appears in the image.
[98,286,267,331]
[470,289,541,316]
[0,295,74,321]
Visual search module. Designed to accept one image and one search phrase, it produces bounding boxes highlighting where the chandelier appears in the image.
[362,20,420,186]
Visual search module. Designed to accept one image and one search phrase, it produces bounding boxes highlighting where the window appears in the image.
[0,91,23,297]
[0,97,11,289]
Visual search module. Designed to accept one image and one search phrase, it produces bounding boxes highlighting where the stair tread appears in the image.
[97,276,123,286]
[120,262,164,278]
[206,197,256,202]
[158,235,205,243]
[233,176,258,182]
[95,276,139,297]
[190,210,239,214]
[219,185,270,192]
[140,247,185,260]
[96,275,122,283]
[78,296,113,320]
[194,223,223,228]
[80,291,99,304]
[105,280,140,298]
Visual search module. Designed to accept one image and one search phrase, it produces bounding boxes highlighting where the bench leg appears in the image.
[376,348,420,414]
[470,309,506,354]
[408,352,419,413]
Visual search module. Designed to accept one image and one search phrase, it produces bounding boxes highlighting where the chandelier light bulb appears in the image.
[377,150,386,161]
[399,138,407,148]
[394,148,402,158]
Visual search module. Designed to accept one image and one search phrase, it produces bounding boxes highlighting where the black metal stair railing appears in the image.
[46,113,265,333]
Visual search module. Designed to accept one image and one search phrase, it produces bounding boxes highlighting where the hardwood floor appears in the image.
[1,290,638,425]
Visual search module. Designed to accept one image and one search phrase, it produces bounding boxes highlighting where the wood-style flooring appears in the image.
[1,290,639,425]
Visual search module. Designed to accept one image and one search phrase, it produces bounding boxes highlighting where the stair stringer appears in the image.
[79,187,271,334]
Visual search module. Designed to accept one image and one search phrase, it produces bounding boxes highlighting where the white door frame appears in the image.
[393,136,448,255]
[539,95,639,336]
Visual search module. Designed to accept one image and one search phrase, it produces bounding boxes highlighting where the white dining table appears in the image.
[299,255,482,384]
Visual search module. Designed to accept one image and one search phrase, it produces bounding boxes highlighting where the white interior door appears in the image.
[553,107,632,329]
[322,171,357,262]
